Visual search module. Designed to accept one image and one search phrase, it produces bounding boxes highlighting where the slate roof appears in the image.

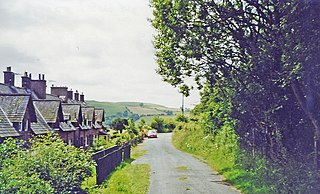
[0,94,36,122]
[82,107,95,122]
[33,100,63,123]
[44,94,60,100]
[0,83,29,95]
[31,106,53,134]
[94,109,105,122]
[62,104,82,122]
[67,98,86,106]
[0,106,19,137]
[59,121,76,132]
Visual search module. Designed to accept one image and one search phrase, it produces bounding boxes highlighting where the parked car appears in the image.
[148,130,157,138]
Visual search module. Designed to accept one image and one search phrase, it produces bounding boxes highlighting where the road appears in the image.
[132,133,240,194]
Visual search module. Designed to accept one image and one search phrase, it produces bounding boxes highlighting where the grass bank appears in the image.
[172,122,269,193]
[83,146,150,194]
[172,122,320,193]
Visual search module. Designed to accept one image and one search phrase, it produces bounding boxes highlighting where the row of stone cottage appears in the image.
[0,66,108,148]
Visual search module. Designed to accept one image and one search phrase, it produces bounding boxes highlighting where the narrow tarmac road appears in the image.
[132,133,240,194]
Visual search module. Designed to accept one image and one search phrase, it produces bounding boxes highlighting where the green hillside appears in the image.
[85,100,183,124]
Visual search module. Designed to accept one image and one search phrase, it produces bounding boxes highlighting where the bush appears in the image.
[0,134,95,193]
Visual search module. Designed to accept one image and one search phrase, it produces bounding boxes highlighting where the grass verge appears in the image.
[172,124,268,193]
[83,145,151,194]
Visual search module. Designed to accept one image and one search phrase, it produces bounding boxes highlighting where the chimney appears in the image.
[74,90,79,101]
[67,90,73,100]
[51,86,68,102]
[3,66,15,86]
[31,73,47,99]
[22,72,31,89]
[80,92,84,102]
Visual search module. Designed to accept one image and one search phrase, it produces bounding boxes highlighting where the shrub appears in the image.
[0,134,95,193]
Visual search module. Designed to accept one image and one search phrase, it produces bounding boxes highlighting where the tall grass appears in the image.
[84,146,151,194]
[172,121,320,193]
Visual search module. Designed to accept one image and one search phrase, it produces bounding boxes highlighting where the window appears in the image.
[19,122,23,132]
[25,121,29,131]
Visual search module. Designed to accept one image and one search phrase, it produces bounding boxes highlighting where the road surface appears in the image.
[132,133,240,194]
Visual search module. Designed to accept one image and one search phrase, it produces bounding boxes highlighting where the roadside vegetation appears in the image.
[172,89,320,193]
[0,133,94,193]
[151,0,320,193]
[84,145,150,194]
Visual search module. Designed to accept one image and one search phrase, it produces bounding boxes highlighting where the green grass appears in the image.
[84,146,150,194]
[101,163,150,194]
[85,100,127,116]
[176,166,188,171]
[136,115,177,124]
[86,100,181,117]
[172,124,260,194]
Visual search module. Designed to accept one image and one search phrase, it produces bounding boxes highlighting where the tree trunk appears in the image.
[291,80,320,168]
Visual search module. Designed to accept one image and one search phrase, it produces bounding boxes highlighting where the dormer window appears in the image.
[19,122,23,131]
[25,120,29,131]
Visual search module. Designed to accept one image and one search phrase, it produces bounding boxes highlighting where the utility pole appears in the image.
[181,92,184,115]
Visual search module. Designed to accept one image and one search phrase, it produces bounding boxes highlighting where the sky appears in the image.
[0,0,200,108]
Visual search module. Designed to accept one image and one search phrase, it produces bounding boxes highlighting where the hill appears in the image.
[86,100,182,124]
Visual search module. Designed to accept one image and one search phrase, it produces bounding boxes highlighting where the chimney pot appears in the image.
[38,74,41,80]
[80,93,84,102]
[42,74,45,80]
[74,90,79,101]
[29,73,32,78]
[4,66,15,86]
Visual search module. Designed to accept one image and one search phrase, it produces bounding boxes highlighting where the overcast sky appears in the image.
[0,0,200,108]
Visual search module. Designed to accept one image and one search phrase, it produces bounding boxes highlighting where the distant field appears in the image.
[136,115,177,124]
[127,106,165,116]
[86,100,182,117]
[85,100,127,116]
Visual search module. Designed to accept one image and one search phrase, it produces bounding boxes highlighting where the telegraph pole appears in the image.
[181,92,184,115]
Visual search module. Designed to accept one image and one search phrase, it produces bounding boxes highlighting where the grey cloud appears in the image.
[0,0,200,108]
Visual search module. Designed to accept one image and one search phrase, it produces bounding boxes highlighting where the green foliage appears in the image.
[92,137,115,151]
[0,134,94,194]
[111,118,129,133]
[87,146,150,194]
[151,1,320,191]
[125,119,139,137]
[150,116,166,133]
[175,114,189,123]
[164,118,176,132]
[173,120,320,193]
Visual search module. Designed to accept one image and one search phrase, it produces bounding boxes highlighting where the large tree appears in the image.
[151,0,320,165]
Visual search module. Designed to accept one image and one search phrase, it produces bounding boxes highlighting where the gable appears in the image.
[0,94,36,123]
[33,100,63,123]
[0,106,19,137]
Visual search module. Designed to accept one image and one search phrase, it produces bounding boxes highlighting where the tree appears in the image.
[151,0,320,166]
[150,116,165,133]
[112,118,129,133]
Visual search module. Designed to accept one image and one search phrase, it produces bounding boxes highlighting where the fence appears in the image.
[92,142,131,185]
